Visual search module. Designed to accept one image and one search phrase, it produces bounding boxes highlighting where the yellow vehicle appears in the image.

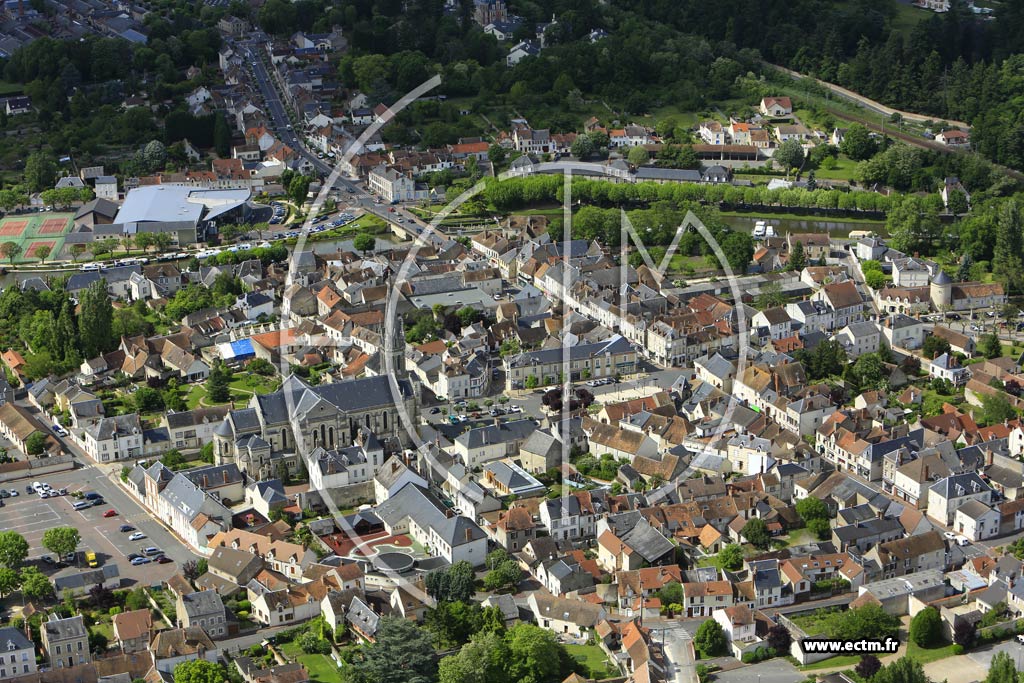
[85,551,98,568]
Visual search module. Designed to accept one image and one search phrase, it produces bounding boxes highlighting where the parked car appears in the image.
[155,556,173,564]
[41,556,54,565]
[130,557,151,565]
[103,510,117,518]
[8,489,17,497]
[142,547,162,556]
[128,532,146,541]
[119,525,135,533]
[126,553,142,561]
[72,501,89,510]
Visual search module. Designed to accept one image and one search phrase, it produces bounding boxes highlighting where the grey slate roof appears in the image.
[85,413,142,441]
[179,590,224,619]
[0,626,32,651]
[505,334,633,368]
[346,596,380,637]
[44,615,87,641]
[930,472,991,499]
[250,374,413,426]
[181,463,244,489]
[455,418,536,450]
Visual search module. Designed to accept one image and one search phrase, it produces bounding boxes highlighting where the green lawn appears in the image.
[799,654,861,671]
[183,384,250,409]
[889,0,931,36]
[278,639,303,657]
[349,214,387,231]
[906,641,959,664]
[813,156,861,182]
[565,644,618,679]
[298,654,342,683]
[717,209,884,224]
[229,374,281,396]
[789,608,843,636]
[90,621,113,642]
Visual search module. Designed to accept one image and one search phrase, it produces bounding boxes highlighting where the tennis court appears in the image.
[0,212,73,262]
[25,240,55,259]
[0,219,28,237]
[38,217,70,235]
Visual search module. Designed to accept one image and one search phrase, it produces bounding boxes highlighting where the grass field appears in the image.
[184,384,250,409]
[799,654,861,671]
[906,641,958,664]
[889,0,932,36]
[564,643,618,679]
[229,374,281,396]
[813,156,861,182]
[298,654,342,683]
[789,607,843,636]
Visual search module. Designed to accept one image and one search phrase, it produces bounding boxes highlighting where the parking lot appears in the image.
[2,466,199,586]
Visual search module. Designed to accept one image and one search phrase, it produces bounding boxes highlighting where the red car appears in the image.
[102,509,117,518]
[388,207,395,213]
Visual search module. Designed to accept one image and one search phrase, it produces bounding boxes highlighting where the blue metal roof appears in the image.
[229,339,254,358]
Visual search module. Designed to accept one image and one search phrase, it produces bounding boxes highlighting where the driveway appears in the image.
[968,640,1024,671]
[711,659,804,683]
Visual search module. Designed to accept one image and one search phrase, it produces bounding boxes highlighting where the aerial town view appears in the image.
[1,1,1024,683]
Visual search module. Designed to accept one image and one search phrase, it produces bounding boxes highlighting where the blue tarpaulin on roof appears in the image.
[220,338,255,360]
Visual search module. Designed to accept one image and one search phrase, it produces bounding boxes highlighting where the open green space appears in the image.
[789,608,842,636]
[298,654,342,683]
[811,156,861,182]
[184,384,250,409]
[799,654,861,671]
[906,640,959,664]
[564,643,618,679]
[717,209,884,225]
[229,374,282,396]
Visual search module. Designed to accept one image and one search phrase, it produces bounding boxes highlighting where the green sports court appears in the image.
[0,212,73,263]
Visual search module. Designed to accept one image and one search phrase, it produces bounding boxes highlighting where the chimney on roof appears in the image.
[223,469,229,484]
[923,464,929,481]
[988,450,995,467]
[465,528,472,542]
[203,474,209,488]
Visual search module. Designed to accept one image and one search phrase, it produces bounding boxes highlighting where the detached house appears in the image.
[760,97,793,117]
[527,592,606,639]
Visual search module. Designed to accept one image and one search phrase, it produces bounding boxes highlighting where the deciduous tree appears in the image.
[909,606,943,647]
[0,531,29,568]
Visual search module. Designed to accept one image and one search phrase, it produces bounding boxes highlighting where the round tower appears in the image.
[930,269,952,309]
